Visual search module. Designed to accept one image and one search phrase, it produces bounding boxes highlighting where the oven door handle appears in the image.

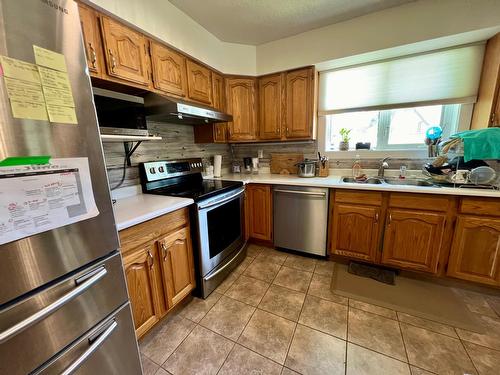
[197,187,245,210]
[204,243,246,282]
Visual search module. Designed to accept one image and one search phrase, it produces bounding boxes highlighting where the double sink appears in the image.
[341,176,437,187]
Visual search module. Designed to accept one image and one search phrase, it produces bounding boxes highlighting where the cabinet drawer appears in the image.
[389,193,451,212]
[460,198,500,217]
[119,208,189,254]
[335,189,382,206]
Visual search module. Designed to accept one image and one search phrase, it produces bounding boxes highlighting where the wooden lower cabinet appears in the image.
[381,209,445,274]
[331,204,381,262]
[122,243,162,338]
[158,227,196,307]
[447,216,500,286]
[246,184,273,241]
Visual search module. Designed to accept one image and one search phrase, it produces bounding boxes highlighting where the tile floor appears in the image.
[139,244,500,375]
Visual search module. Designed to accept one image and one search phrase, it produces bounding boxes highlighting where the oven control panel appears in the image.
[141,158,203,182]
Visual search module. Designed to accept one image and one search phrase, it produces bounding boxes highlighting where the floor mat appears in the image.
[332,263,482,332]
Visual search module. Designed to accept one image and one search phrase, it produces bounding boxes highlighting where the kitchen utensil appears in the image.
[295,160,317,178]
[469,166,496,185]
[243,157,252,173]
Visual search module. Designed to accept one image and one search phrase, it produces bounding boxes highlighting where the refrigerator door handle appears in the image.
[0,266,107,344]
[59,319,118,375]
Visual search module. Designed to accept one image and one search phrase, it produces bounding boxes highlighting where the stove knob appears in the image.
[158,166,164,173]
[149,167,156,174]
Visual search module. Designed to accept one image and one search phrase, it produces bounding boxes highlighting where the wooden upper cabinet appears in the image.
[122,244,162,338]
[150,41,187,97]
[186,60,212,104]
[285,67,314,139]
[247,184,272,241]
[226,77,257,141]
[259,74,283,140]
[447,216,500,286]
[381,209,445,274]
[100,16,150,86]
[157,226,196,308]
[211,72,226,111]
[331,204,381,263]
[78,4,103,77]
[471,33,500,129]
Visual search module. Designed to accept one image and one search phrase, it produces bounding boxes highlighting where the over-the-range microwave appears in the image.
[93,87,149,136]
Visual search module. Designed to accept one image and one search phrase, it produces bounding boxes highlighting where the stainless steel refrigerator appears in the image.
[0,0,142,374]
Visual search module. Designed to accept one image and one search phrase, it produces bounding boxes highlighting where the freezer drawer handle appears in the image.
[60,319,118,375]
[0,267,107,344]
[274,189,326,198]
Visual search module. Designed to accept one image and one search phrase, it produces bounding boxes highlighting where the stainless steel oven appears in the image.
[194,186,246,297]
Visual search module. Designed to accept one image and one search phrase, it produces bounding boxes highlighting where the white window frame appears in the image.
[318,103,473,159]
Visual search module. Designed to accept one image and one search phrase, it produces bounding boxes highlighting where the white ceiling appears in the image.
[168,0,416,45]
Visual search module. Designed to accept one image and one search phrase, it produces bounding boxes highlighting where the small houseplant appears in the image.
[339,128,351,151]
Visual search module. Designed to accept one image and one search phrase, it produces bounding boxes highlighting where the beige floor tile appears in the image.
[141,353,160,375]
[244,259,282,282]
[163,325,234,375]
[285,324,346,375]
[247,244,264,258]
[347,343,411,375]
[463,341,500,375]
[234,256,255,275]
[284,254,316,272]
[348,308,407,361]
[299,295,348,339]
[401,323,477,374]
[397,312,458,338]
[225,274,270,306]
[409,366,435,375]
[486,296,500,318]
[238,309,296,364]
[257,248,288,265]
[314,260,335,276]
[308,273,348,305]
[349,299,397,320]
[456,314,500,351]
[455,289,498,318]
[218,344,283,375]
[154,368,171,375]
[215,272,240,294]
[258,284,306,321]
[200,295,255,340]
[281,367,301,375]
[179,292,222,323]
[140,315,195,365]
[273,266,312,293]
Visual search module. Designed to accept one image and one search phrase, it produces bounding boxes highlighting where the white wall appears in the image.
[256,0,500,74]
[88,0,257,75]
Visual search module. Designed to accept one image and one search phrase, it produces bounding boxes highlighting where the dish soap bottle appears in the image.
[352,155,362,178]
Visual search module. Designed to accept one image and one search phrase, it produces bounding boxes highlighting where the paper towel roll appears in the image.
[213,155,222,177]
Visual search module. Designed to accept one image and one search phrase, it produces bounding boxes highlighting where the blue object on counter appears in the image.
[451,128,500,162]
[426,126,442,140]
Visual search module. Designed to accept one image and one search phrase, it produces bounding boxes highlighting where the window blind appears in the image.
[318,44,485,115]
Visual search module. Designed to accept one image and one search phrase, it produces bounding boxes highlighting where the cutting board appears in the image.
[270,153,304,175]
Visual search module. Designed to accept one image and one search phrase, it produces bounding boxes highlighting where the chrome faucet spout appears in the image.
[378,157,390,178]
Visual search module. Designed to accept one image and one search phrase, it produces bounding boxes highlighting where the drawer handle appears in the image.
[60,320,118,375]
[88,42,97,68]
[108,49,116,72]
[375,213,379,223]
[274,189,326,198]
[147,250,154,268]
[161,242,168,261]
[0,267,107,344]
[388,214,392,224]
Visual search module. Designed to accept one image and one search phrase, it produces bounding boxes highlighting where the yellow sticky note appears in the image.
[0,56,40,84]
[42,85,75,107]
[46,105,77,124]
[10,99,48,121]
[4,77,45,103]
[33,45,67,72]
[38,66,71,91]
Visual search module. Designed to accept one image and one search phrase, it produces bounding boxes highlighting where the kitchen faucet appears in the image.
[378,157,390,177]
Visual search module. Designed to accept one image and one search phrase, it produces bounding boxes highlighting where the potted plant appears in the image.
[339,128,351,151]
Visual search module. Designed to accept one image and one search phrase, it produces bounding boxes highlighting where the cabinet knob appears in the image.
[108,49,116,72]
[88,42,97,68]
[375,213,379,223]
[147,250,154,268]
[388,214,392,224]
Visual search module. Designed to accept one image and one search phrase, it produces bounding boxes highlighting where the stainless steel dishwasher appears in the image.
[273,185,329,256]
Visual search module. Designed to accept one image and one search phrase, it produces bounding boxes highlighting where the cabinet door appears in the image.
[285,68,313,139]
[212,72,226,111]
[226,78,257,141]
[381,209,445,273]
[122,245,162,338]
[78,4,102,77]
[247,184,272,241]
[331,204,380,262]
[259,74,282,140]
[100,16,149,85]
[186,60,212,104]
[158,227,196,308]
[447,216,500,286]
[214,123,227,143]
[150,41,187,97]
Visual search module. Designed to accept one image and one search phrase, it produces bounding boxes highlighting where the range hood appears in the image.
[144,92,232,125]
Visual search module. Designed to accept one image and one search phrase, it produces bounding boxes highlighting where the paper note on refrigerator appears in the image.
[0,158,99,245]
[46,104,77,124]
[10,99,48,121]
[4,77,45,103]
[0,56,41,83]
[33,45,67,72]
